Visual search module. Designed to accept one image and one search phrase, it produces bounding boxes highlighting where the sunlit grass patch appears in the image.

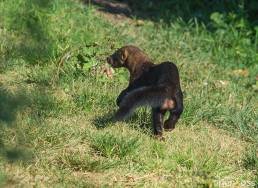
[0,0,257,186]
[90,131,140,159]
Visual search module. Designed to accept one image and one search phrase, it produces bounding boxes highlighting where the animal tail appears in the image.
[114,85,173,121]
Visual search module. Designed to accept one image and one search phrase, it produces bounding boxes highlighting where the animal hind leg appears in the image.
[164,110,179,131]
[164,90,183,131]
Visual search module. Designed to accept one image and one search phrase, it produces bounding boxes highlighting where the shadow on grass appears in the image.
[0,88,29,124]
[92,108,153,135]
[0,85,60,162]
[1,0,57,71]
[92,111,114,129]
[87,0,258,27]
[0,87,33,162]
[0,146,33,163]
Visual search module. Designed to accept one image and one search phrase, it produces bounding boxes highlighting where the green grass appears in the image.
[0,0,257,187]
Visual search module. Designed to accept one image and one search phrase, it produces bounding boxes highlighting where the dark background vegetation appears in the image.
[90,0,258,69]
[93,0,258,28]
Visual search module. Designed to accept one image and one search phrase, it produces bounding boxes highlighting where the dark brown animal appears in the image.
[107,45,183,138]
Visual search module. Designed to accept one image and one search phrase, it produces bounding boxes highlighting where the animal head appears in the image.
[106,45,150,68]
[106,46,129,68]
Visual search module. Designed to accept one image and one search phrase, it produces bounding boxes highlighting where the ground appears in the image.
[0,0,257,187]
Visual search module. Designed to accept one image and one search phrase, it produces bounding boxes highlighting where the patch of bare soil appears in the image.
[85,0,133,22]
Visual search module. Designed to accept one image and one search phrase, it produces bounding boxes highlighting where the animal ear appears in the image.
[121,49,128,61]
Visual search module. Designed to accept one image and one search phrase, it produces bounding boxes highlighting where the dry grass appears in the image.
[0,0,257,187]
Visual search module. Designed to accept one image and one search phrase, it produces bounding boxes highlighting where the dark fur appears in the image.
[107,45,183,138]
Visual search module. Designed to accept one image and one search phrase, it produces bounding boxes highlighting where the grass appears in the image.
[0,0,257,187]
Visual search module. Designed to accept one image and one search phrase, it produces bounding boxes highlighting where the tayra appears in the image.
[107,45,183,138]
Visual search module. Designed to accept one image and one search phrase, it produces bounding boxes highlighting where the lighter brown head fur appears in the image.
[107,45,154,82]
